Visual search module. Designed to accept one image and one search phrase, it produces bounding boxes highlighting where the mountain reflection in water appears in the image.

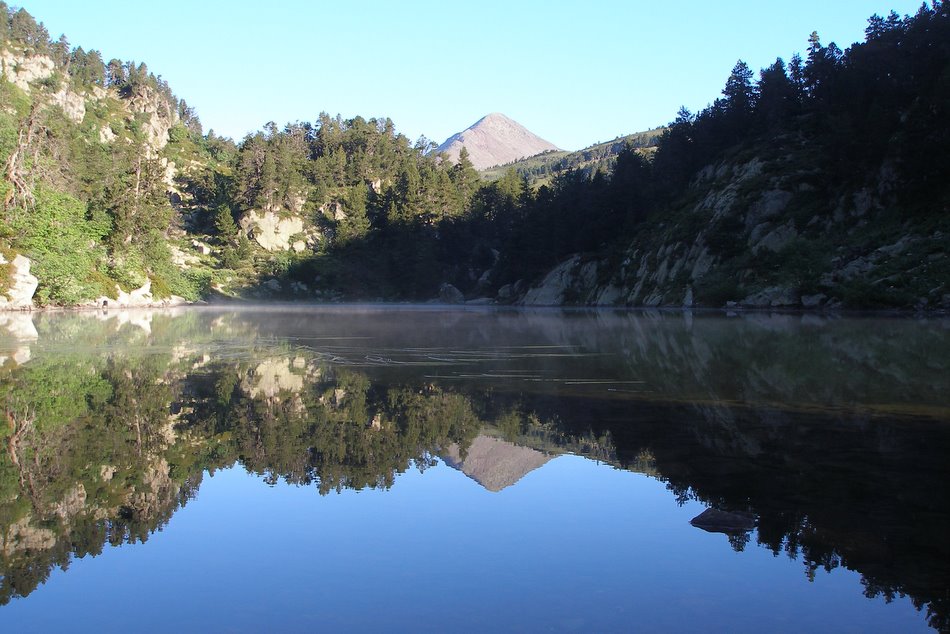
[0,307,948,631]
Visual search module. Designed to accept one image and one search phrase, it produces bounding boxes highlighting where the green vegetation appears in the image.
[1,3,948,308]
[0,3,225,304]
[480,127,664,186]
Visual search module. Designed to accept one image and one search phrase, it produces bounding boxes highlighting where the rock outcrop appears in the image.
[125,84,178,156]
[0,49,54,92]
[50,86,85,123]
[0,253,39,308]
[516,154,950,310]
[84,279,188,309]
[240,209,311,252]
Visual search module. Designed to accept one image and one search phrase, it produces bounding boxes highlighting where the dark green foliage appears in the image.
[3,2,949,307]
[213,204,238,242]
[0,4,222,304]
[481,128,663,185]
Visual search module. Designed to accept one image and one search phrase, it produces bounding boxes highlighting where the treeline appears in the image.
[0,2,183,121]
[2,2,949,305]
[652,4,949,207]
[483,128,663,184]
[226,114,479,237]
[275,2,949,300]
[497,1,950,287]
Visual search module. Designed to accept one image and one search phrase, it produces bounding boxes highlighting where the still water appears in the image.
[0,306,948,632]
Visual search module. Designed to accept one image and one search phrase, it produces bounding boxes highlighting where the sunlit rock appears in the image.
[0,50,54,91]
[240,208,305,252]
[0,254,39,308]
[442,434,553,492]
[50,86,85,123]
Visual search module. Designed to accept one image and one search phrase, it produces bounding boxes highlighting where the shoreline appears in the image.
[2,299,948,318]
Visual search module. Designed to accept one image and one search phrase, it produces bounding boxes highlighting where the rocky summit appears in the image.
[436,112,560,171]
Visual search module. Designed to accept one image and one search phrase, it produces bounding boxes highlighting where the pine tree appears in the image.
[723,60,756,114]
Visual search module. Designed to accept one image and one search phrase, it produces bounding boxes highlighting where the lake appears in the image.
[1,306,948,632]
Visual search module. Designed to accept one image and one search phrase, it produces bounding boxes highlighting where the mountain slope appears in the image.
[442,434,553,492]
[437,112,559,170]
[0,11,228,308]
[481,127,664,185]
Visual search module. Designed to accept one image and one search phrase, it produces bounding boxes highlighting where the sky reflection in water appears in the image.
[0,307,946,632]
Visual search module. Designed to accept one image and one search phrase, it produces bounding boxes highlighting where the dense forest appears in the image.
[0,2,948,308]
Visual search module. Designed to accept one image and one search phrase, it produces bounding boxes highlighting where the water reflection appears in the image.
[1,307,948,629]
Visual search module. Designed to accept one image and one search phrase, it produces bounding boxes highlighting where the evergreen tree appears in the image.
[757,58,797,127]
[450,147,479,208]
[213,204,238,243]
[723,60,757,115]
[9,8,48,51]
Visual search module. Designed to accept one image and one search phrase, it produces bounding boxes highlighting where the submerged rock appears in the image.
[690,508,756,534]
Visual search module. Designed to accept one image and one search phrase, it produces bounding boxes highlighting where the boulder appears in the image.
[689,508,755,534]
[438,283,464,304]
[740,286,799,308]
[521,255,581,306]
[0,254,39,308]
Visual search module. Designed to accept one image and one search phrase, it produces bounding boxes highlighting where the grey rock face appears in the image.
[438,283,464,304]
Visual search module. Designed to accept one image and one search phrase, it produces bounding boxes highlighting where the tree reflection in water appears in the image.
[1,308,948,629]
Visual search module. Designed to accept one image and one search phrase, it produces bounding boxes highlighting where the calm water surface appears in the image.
[0,306,948,632]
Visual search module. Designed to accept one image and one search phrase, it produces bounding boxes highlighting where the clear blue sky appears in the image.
[18,0,928,150]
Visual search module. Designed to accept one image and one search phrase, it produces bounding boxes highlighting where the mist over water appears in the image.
[1,306,947,631]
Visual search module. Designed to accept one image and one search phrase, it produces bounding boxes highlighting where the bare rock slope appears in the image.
[437,113,560,171]
[442,434,553,492]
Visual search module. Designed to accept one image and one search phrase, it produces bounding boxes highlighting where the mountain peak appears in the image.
[437,113,559,170]
[478,112,513,123]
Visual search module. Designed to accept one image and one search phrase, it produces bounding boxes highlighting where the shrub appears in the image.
[11,187,109,305]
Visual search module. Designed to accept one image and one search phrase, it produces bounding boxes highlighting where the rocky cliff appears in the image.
[0,38,212,308]
[517,153,949,311]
